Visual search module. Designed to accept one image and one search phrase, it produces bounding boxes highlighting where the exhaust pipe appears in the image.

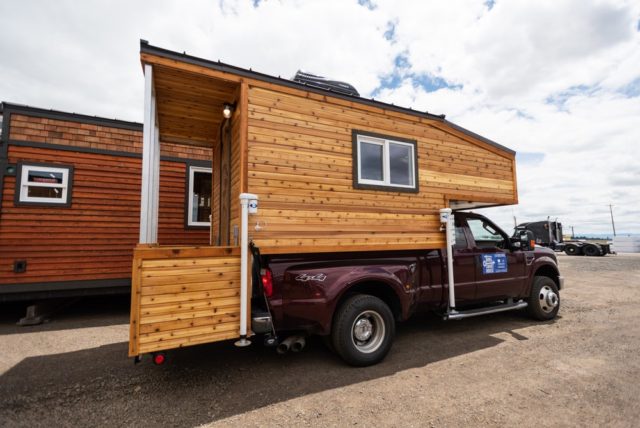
[291,336,306,353]
[276,336,297,354]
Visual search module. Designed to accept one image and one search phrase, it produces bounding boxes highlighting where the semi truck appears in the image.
[513,220,612,257]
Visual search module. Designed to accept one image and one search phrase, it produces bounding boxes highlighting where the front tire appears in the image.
[527,276,560,321]
[331,294,395,367]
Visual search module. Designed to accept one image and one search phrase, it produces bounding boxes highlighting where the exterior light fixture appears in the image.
[223,103,234,119]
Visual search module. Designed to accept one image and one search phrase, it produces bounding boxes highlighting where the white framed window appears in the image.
[187,165,212,227]
[354,131,418,192]
[17,163,73,206]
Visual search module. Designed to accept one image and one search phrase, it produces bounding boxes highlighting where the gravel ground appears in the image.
[1,254,639,427]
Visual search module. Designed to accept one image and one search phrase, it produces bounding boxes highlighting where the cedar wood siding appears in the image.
[0,111,212,289]
[246,86,517,252]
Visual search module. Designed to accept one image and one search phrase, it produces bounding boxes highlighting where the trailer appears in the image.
[513,220,612,256]
[128,40,519,359]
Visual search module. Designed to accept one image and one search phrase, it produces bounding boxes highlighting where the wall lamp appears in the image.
[223,103,236,119]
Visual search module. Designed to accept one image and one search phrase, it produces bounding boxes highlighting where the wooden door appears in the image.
[219,121,232,245]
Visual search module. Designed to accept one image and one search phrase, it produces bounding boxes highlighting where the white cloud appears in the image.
[0,0,638,234]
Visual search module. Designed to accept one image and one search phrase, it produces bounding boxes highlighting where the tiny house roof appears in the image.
[0,101,142,130]
[139,40,515,156]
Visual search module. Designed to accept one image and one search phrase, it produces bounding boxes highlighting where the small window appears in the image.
[353,131,418,192]
[187,165,212,227]
[16,163,73,206]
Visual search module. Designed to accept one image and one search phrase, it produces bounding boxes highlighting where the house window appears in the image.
[187,165,212,227]
[353,130,418,192]
[16,163,73,206]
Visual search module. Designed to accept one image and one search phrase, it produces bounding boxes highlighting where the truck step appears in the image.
[444,300,528,321]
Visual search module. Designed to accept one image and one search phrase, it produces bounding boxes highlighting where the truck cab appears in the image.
[253,212,564,366]
[454,212,535,305]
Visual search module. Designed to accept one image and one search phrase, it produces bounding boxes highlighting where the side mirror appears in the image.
[511,230,535,251]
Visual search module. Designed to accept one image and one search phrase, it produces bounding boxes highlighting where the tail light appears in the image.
[152,352,166,365]
[261,268,273,297]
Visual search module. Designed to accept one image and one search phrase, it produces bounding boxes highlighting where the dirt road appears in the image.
[1,254,639,427]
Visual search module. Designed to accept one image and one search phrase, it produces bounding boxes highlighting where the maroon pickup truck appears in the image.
[251,212,564,366]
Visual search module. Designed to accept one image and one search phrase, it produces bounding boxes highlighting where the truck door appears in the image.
[451,216,477,305]
[464,216,526,301]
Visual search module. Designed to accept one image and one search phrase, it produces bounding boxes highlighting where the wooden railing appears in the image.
[129,245,242,356]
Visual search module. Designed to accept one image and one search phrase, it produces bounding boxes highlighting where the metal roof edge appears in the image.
[443,120,516,155]
[0,101,142,131]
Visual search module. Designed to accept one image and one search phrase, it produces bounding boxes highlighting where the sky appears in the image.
[0,0,638,236]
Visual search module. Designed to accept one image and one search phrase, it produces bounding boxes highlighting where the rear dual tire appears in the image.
[564,245,579,256]
[583,245,601,257]
[331,294,395,367]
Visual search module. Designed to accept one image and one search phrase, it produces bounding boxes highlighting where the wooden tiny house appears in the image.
[128,41,518,356]
[0,103,212,301]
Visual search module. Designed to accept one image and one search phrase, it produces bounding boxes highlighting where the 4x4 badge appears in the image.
[295,273,327,282]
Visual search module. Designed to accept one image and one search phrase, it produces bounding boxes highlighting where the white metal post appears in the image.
[235,192,259,347]
[440,208,457,313]
[139,64,159,244]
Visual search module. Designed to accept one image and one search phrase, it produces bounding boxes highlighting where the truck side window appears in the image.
[467,218,505,249]
[455,227,468,248]
[454,219,468,248]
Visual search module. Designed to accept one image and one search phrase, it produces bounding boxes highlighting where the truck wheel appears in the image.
[564,245,578,256]
[583,245,600,257]
[331,294,395,367]
[527,276,560,321]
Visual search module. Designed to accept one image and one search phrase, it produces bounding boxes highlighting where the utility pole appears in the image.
[609,204,616,237]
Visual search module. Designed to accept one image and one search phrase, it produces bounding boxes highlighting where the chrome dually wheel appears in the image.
[538,285,559,314]
[528,276,560,320]
[351,310,386,354]
[332,294,395,366]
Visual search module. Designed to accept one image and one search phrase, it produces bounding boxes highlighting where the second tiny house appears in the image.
[129,40,518,357]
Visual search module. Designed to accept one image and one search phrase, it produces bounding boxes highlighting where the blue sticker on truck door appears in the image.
[481,253,508,274]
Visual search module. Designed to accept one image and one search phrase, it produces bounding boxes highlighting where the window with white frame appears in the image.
[17,163,73,206]
[354,131,418,191]
[187,165,212,227]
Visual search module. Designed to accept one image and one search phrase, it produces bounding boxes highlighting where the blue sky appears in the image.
[0,0,638,235]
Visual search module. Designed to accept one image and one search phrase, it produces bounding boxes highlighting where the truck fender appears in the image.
[529,258,561,293]
[325,267,415,334]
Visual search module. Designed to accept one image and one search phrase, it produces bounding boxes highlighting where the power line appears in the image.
[609,204,616,237]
